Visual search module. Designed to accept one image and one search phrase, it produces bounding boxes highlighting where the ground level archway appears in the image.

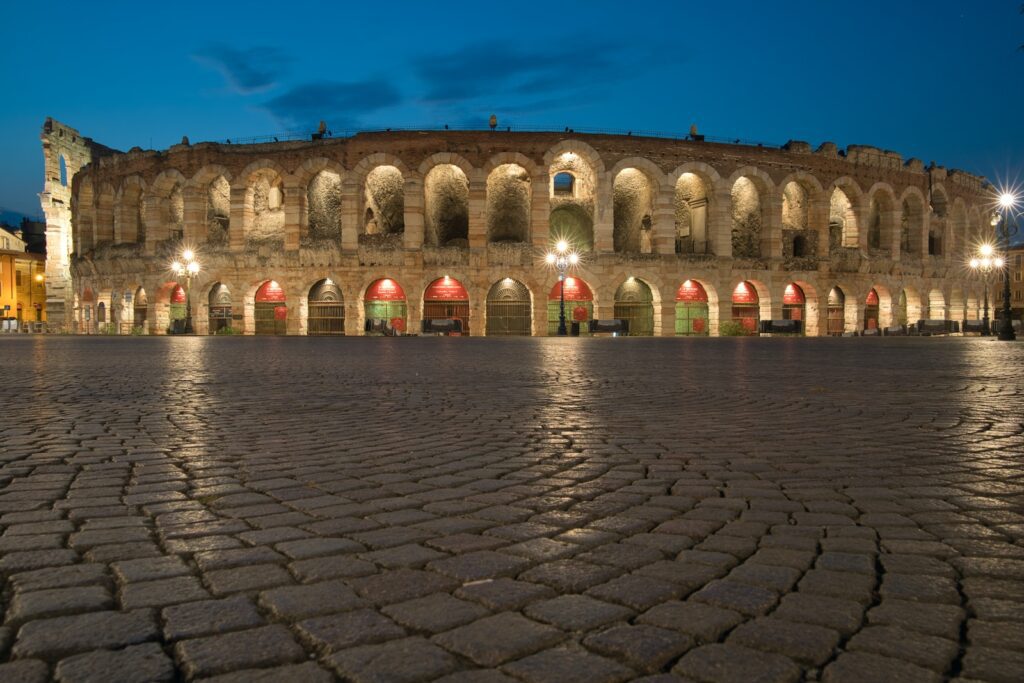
[209,283,233,334]
[423,276,470,334]
[675,280,709,336]
[255,280,287,335]
[782,283,806,334]
[486,278,532,336]
[133,287,147,330]
[365,278,407,335]
[548,276,593,335]
[826,287,845,335]
[308,279,344,336]
[864,289,880,331]
[731,281,759,335]
[614,278,654,336]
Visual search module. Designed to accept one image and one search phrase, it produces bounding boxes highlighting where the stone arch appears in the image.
[542,140,606,177]
[549,203,593,251]
[899,186,927,256]
[673,171,713,255]
[361,165,405,236]
[485,277,533,336]
[482,152,540,177]
[612,164,660,253]
[306,277,345,335]
[897,285,923,325]
[75,177,95,253]
[927,184,949,256]
[112,177,145,244]
[546,144,600,252]
[949,284,966,322]
[235,161,287,243]
[783,279,820,336]
[673,278,719,336]
[150,169,187,241]
[487,164,531,243]
[424,164,469,247]
[729,278,770,334]
[827,177,863,249]
[206,281,234,334]
[361,276,409,335]
[193,168,232,247]
[417,152,476,180]
[866,182,898,253]
[610,275,660,336]
[299,160,345,241]
[727,168,773,259]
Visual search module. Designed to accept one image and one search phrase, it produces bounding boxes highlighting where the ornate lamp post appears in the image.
[969,243,1002,336]
[545,239,579,336]
[170,248,200,334]
[995,192,1019,341]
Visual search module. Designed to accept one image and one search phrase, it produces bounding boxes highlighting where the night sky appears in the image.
[2,0,1022,219]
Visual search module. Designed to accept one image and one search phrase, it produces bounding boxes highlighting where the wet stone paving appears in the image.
[0,335,1022,683]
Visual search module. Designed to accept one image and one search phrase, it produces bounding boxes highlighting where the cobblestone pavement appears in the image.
[0,336,1022,683]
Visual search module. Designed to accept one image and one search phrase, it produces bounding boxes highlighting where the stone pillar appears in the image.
[531,173,551,248]
[286,292,302,335]
[658,302,675,336]
[652,188,675,255]
[690,199,708,249]
[406,297,422,336]
[340,179,360,253]
[594,173,614,253]
[846,299,865,333]
[883,206,900,259]
[808,196,829,258]
[763,195,783,259]
[403,177,425,251]
[467,174,487,250]
[345,298,361,336]
[144,196,164,255]
[183,185,206,246]
[709,187,733,257]
[283,178,302,251]
[229,186,247,252]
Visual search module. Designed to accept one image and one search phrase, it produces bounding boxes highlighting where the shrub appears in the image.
[718,320,752,337]
[215,326,240,335]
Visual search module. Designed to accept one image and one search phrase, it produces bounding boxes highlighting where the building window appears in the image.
[16,271,22,287]
[553,172,575,197]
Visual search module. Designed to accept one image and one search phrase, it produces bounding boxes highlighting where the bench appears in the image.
[421,318,463,335]
[961,320,986,335]
[915,319,959,336]
[758,319,803,335]
[588,319,630,335]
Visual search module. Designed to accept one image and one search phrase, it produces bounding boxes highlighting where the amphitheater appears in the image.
[38,118,995,336]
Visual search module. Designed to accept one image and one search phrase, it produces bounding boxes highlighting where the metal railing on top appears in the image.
[217,124,785,149]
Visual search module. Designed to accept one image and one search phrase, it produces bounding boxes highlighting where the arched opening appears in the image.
[307,278,344,335]
[245,170,285,242]
[76,180,95,253]
[731,281,759,334]
[552,172,575,197]
[167,183,185,241]
[782,181,809,230]
[549,152,595,251]
[675,173,710,254]
[549,205,593,251]
[613,278,655,335]
[826,287,845,336]
[731,177,762,258]
[168,284,187,333]
[59,155,68,187]
[792,235,808,258]
[364,278,407,335]
[207,176,231,246]
[864,289,880,331]
[133,287,148,330]
[96,301,106,324]
[486,278,532,336]
[548,276,593,336]
[425,165,469,247]
[613,168,654,254]
[675,280,709,336]
[486,164,531,243]
[928,228,943,256]
[117,182,144,244]
[82,288,95,333]
[867,194,895,252]
[254,280,287,335]
[307,171,342,241]
[782,283,806,332]
[830,187,857,250]
[208,283,233,334]
[364,166,404,236]
[424,276,470,334]
[901,195,924,256]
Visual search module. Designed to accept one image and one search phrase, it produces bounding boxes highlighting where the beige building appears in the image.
[0,225,47,326]
[40,118,996,336]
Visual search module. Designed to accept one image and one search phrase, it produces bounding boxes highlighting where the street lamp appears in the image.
[170,248,201,334]
[995,192,1019,341]
[545,240,579,336]
[969,243,1003,336]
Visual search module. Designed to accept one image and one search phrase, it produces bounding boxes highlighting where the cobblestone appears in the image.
[2,337,1023,680]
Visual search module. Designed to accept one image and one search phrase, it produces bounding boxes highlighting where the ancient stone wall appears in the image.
[47,123,994,335]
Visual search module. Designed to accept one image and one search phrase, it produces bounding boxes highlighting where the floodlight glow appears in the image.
[980,244,994,257]
[170,261,182,273]
[970,258,980,269]
[545,253,556,265]
[556,240,568,254]
[182,249,195,261]
[568,253,579,265]
[995,258,1004,268]
[999,192,1016,208]
[187,261,200,274]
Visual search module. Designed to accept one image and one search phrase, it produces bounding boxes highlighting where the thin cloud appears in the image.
[262,80,403,129]
[194,45,291,94]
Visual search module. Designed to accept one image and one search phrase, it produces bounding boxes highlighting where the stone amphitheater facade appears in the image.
[39,117,995,336]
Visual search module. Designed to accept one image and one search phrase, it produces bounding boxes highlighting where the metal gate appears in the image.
[209,283,233,334]
[308,280,345,336]
[486,279,531,336]
[827,306,844,335]
[255,303,287,335]
[423,301,469,334]
[675,302,709,336]
[614,279,654,336]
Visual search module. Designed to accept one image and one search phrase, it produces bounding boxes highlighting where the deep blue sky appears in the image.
[2,0,1023,218]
